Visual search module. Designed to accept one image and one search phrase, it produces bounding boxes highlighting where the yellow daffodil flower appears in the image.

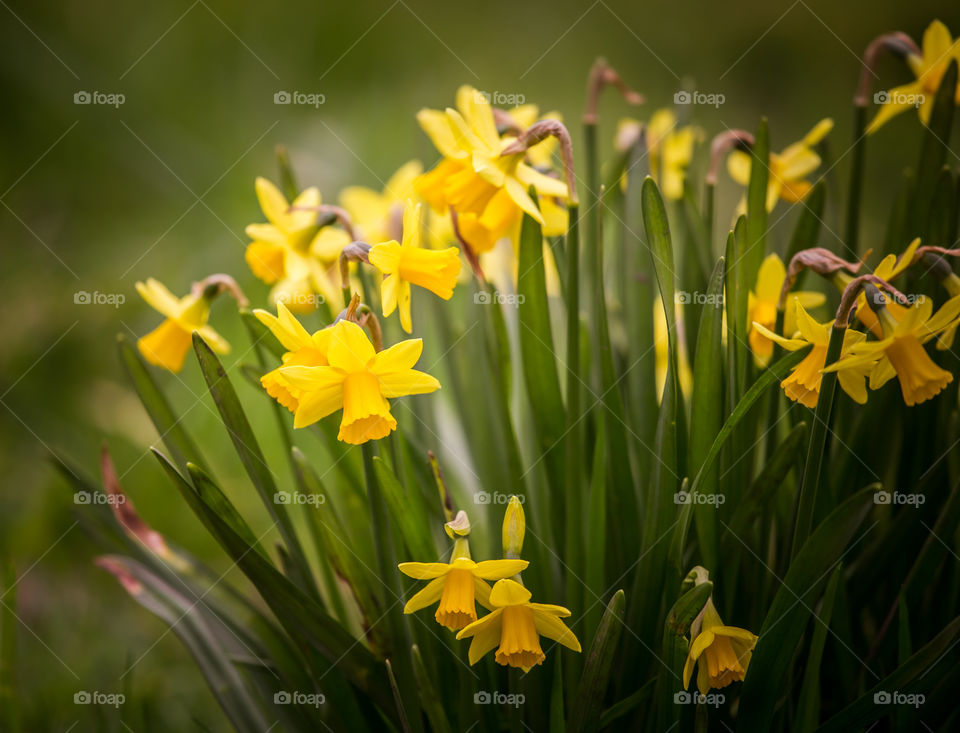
[245,177,350,312]
[753,300,870,407]
[825,294,960,406]
[135,278,229,372]
[617,109,702,200]
[277,320,440,443]
[748,254,826,367]
[683,597,758,695]
[654,297,693,402]
[728,119,833,212]
[456,579,581,669]
[399,547,527,631]
[253,302,331,412]
[368,201,461,333]
[847,238,920,338]
[868,20,960,133]
[339,160,420,244]
[415,86,569,253]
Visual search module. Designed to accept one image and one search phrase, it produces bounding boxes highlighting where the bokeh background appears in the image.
[1,0,956,728]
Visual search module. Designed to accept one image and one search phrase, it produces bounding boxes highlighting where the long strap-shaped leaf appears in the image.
[815,613,960,733]
[737,486,876,732]
[568,589,626,733]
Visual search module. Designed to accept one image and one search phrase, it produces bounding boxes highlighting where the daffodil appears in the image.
[868,20,960,133]
[748,254,826,367]
[845,238,920,338]
[135,278,229,372]
[415,86,569,253]
[683,597,758,695]
[278,319,440,443]
[825,294,960,406]
[728,119,833,212]
[654,297,693,402]
[245,177,350,312]
[368,201,461,333]
[617,109,702,200]
[399,546,527,631]
[753,300,870,407]
[456,579,581,669]
[253,302,331,412]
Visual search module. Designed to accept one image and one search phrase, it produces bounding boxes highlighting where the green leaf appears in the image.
[912,59,958,233]
[658,581,713,731]
[187,464,266,557]
[385,660,411,733]
[411,645,452,733]
[794,564,842,732]
[373,457,436,562]
[844,105,867,254]
[191,333,314,596]
[816,613,960,733]
[737,486,876,732]
[568,590,626,733]
[97,555,274,733]
[517,203,566,499]
[670,346,811,569]
[688,257,725,569]
[151,450,395,721]
[117,334,207,473]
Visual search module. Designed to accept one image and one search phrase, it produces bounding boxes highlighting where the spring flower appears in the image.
[846,238,920,338]
[824,294,960,406]
[753,300,870,407]
[654,297,693,402]
[278,319,440,443]
[456,579,581,669]
[617,109,702,200]
[748,254,826,367]
[728,119,833,212]
[245,177,350,312]
[399,531,527,631]
[339,160,421,244]
[135,278,229,372]
[253,302,331,412]
[368,201,461,333]
[501,496,525,559]
[415,86,569,253]
[683,597,758,695]
[868,21,960,134]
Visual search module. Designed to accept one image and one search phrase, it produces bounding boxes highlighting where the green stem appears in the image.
[791,324,845,558]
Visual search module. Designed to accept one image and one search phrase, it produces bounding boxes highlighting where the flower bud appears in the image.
[501,496,525,558]
[444,510,471,539]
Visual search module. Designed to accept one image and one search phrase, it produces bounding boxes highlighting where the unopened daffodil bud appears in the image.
[444,510,471,539]
[501,496,525,559]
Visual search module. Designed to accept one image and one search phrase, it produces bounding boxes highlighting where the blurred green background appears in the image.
[0,0,955,728]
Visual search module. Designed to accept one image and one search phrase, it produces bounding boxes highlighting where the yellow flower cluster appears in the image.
[399,499,581,670]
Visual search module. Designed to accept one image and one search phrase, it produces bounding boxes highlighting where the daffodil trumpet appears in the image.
[683,596,758,695]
